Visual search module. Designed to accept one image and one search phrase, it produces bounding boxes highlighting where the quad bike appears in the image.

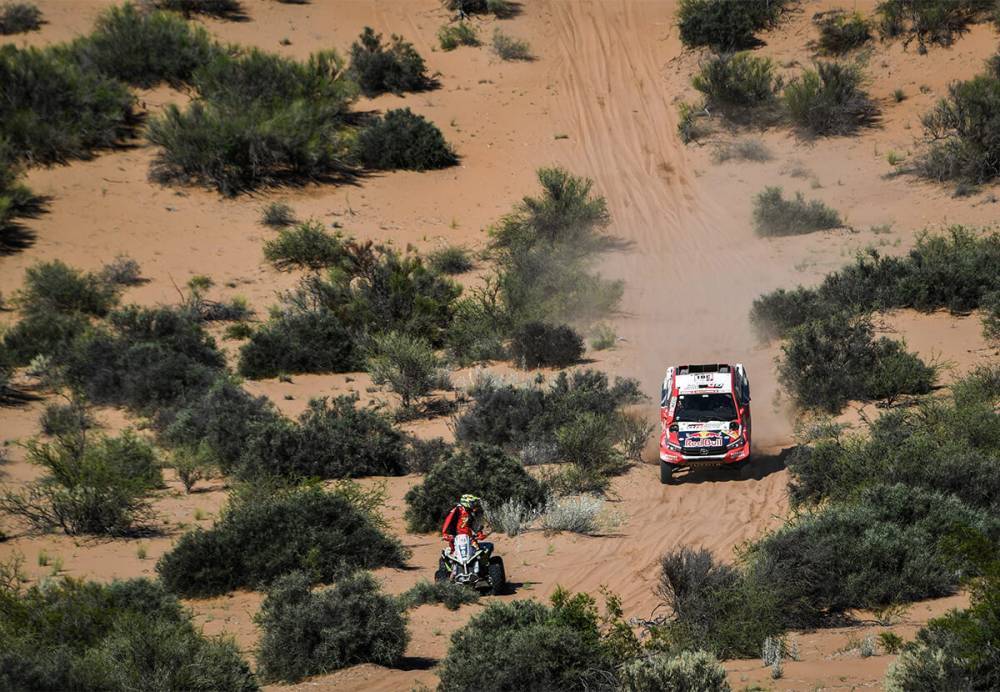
[435,534,506,595]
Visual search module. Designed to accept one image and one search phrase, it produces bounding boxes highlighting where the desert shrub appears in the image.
[404,444,547,532]
[354,108,457,170]
[0,2,41,34]
[429,245,474,274]
[752,186,841,236]
[236,395,406,480]
[3,311,89,366]
[445,292,507,364]
[40,400,95,436]
[256,571,406,683]
[237,309,356,378]
[157,483,406,597]
[619,651,730,692]
[778,313,934,411]
[438,589,629,691]
[983,291,1000,342]
[0,430,160,536]
[588,322,616,350]
[70,3,218,88]
[554,410,625,477]
[487,497,539,536]
[62,305,224,412]
[400,579,480,610]
[815,10,871,54]
[538,495,607,534]
[260,201,296,228]
[0,149,44,250]
[17,260,118,317]
[751,228,1000,338]
[0,45,135,164]
[745,484,1000,626]
[784,61,879,135]
[443,0,516,17]
[148,48,356,195]
[692,52,780,115]
[918,70,1000,183]
[0,577,256,691]
[161,378,279,474]
[348,27,429,96]
[492,29,532,61]
[263,220,351,271]
[438,22,478,50]
[713,138,772,163]
[153,0,245,20]
[491,167,622,326]
[787,366,1000,510]
[99,255,143,286]
[876,0,994,50]
[509,321,584,368]
[406,436,454,474]
[676,0,788,50]
[366,331,448,409]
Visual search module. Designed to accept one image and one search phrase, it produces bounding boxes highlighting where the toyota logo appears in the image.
[699,448,709,456]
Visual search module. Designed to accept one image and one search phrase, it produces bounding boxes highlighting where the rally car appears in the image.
[659,363,751,483]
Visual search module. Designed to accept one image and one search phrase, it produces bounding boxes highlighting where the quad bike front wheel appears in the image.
[434,568,450,583]
[488,556,506,595]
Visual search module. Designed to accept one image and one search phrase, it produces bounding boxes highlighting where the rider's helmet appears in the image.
[459,493,482,515]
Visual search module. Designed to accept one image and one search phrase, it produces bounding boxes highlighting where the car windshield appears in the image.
[675,393,737,422]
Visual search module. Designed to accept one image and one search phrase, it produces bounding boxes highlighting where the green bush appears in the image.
[3,310,89,366]
[677,0,788,50]
[438,590,625,691]
[157,483,406,597]
[0,147,45,251]
[815,10,871,54]
[876,0,994,50]
[235,395,407,480]
[445,293,507,364]
[0,430,160,536]
[404,444,547,532]
[918,71,1000,183]
[152,0,245,20]
[984,290,1000,342]
[619,651,730,692]
[778,313,934,411]
[148,49,356,194]
[237,309,357,378]
[367,331,447,409]
[751,228,1000,337]
[752,186,842,236]
[263,220,351,271]
[16,260,118,317]
[784,61,879,135]
[692,52,780,114]
[70,3,218,87]
[428,245,474,274]
[0,45,135,164]
[62,305,224,413]
[713,138,772,163]
[438,22,479,51]
[786,365,1000,511]
[40,400,95,436]
[509,321,584,368]
[256,570,408,683]
[0,577,257,691]
[260,201,296,228]
[354,108,457,170]
[399,579,480,610]
[348,27,429,96]
[161,378,280,474]
[443,0,517,18]
[0,2,41,34]
[491,29,532,61]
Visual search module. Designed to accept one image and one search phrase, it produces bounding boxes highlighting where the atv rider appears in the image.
[441,494,493,561]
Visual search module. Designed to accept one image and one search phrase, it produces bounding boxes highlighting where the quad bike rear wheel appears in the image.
[488,556,506,595]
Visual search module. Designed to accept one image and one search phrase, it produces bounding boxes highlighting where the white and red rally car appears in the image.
[659,363,751,483]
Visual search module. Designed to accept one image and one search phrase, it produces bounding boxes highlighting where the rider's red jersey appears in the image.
[441,505,484,544]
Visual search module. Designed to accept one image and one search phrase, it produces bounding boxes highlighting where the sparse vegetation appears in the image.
[692,52,780,116]
[876,0,994,51]
[713,138,772,163]
[438,22,478,51]
[40,400,95,436]
[99,255,143,286]
[429,245,474,274]
[354,108,458,171]
[538,495,609,534]
[491,29,532,61]
[784,61,879,135]
[589,322,617,350]
[676,0,789,50]
[256,570,407,683]
[152,0,245,20]
[263,221,351,271]
[348,27,429,96]
[400,579,480,610]
[0,2,41,34]
[753,186,842,236]
[157,483,406,597]
[261,201,296,228]
[0,577,257,691]
[366,331,448,410]
[404,444,547,532]
[619,651,731,692]
[814,10,871,54]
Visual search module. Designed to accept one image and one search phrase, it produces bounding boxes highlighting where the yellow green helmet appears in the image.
[459,494,481,510]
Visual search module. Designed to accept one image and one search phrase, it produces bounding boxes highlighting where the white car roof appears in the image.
[675,371,732,395]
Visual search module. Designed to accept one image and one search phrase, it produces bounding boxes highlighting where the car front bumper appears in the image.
[659,441,750,466]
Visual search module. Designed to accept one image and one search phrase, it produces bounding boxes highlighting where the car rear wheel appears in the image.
[660,461,675,484]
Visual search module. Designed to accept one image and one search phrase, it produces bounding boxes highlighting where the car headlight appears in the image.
[665,441,682,452]
[726,436,744,449]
